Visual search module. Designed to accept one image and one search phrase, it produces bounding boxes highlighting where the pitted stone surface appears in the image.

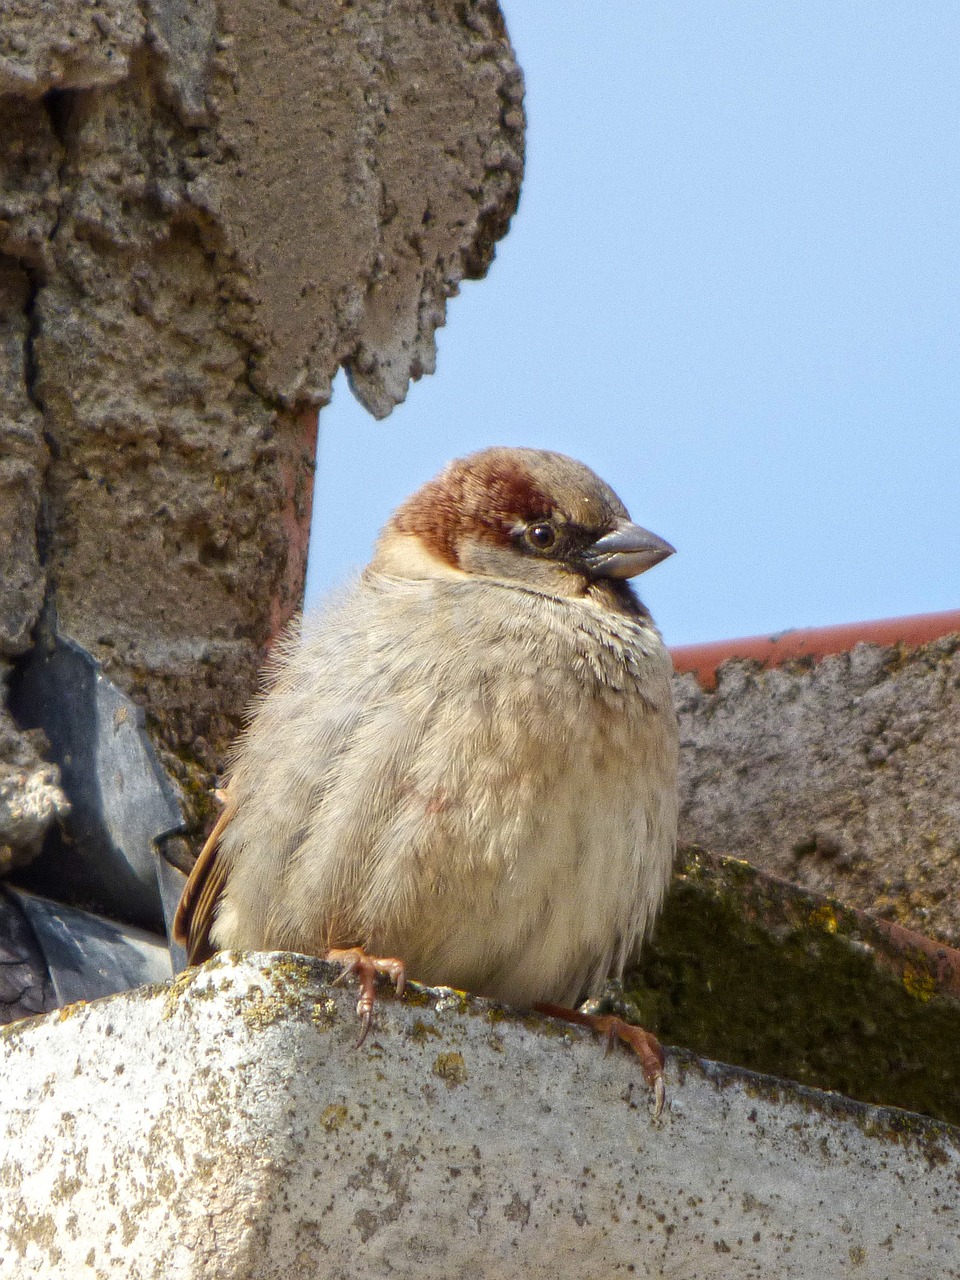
[676,633,960,946]
[1,952,958,1278]
[0,0,144,97]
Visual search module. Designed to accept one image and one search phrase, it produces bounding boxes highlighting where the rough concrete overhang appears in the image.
[670,620,960,950]
[2,952,958,1278]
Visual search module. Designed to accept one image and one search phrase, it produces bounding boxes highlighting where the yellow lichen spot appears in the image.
[402,986,435,1008]
[408,1019,441,1044]
[902,962,936,1002]
[162,968,202,1020]
[808,904,838,934]
[311,998,338,1028]
[321,1104,350,1131]
[240,985,286,1030]
[264,956,312,989]
[432,1051,468,1086]
[54,999,89,1022]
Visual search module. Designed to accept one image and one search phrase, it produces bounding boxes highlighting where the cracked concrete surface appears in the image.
[0,213,70,873]
[2,952,958,1279]
[0,0,523,861]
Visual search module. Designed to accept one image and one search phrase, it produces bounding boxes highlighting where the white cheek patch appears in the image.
[371,533,469,581]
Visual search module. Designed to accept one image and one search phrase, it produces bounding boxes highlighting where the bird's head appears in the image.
[371,447,674,611]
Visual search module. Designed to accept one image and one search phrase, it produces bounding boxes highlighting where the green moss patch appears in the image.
[625,848,960,1127]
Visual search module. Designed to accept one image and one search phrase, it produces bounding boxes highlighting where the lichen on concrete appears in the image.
[1,951,959,1278]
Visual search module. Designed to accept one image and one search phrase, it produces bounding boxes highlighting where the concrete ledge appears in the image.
[2,952,959,1278]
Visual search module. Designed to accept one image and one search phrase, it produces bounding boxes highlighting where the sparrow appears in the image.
[174,447,679,1105]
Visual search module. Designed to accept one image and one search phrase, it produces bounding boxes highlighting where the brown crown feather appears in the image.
[390,449,554,568]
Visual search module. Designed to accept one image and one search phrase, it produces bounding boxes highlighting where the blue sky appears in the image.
[306,2,959,647]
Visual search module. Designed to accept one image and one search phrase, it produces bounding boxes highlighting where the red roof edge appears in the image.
[670,609,960,691]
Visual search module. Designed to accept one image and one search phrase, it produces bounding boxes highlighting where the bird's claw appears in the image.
[534,1002,667,1116]
[652,1073,666,1120]
[325,947,406,1048]
[355,1006,373,1050]
[599,1014,667,1116]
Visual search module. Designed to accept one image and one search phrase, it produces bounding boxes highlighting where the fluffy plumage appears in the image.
[175,447,679,1014]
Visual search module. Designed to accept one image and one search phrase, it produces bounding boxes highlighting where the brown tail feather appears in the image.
[173,792,236,965]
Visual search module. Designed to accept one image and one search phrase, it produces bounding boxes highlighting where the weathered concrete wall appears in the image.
[675,632,960,947]
[2,952,958,1279]
[0,0,524,857]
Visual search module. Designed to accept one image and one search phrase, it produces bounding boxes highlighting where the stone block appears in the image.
[2,952,957,1278]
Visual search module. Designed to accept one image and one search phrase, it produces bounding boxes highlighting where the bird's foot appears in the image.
[326,947,406,1048]
[534,1002,666,1117]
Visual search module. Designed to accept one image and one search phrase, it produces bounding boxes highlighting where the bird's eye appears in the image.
[525,521,557,551]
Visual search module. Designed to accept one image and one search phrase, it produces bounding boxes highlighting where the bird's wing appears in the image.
[170,583,433,962]
[172,787,237,964]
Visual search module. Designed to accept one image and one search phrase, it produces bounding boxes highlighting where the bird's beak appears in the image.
[586,519,676,579]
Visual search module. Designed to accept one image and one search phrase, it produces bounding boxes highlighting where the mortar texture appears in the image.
[2,952,959,1278]
[675,633,960,946]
